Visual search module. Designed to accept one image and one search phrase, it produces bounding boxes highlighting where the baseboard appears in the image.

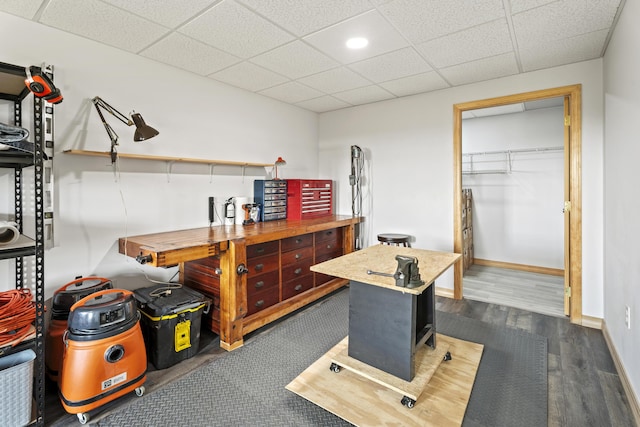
[581,315,603,330]
[602,320,640,426]
[435,287,455,298]
[473,258,564,277]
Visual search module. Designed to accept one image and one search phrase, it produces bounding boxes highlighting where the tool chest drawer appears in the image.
[286,179,333,220]
[247,253,279,275]
[254,180,287,222]
[282,274,314,300]
[282,259,313,283]
[247,270,279,296]
[281,233,312,251]
[246,240,279,258]
[281,246,313,265]
[315,227,341,243]
[247,286,279,315]
[314,251,342,286]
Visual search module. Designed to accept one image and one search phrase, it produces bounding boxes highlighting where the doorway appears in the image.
[452,85,583,324]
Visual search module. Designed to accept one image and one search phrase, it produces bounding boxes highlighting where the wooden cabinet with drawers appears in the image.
[120,216,361,350]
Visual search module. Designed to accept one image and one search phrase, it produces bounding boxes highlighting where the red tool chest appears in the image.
[286,179,333,220]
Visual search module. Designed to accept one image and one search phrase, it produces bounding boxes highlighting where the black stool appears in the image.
[377,233,411,247]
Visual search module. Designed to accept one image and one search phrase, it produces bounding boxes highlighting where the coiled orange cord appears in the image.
[0,288,36,347]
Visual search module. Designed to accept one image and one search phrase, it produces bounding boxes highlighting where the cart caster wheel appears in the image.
[135,386,145,396]
[77,412,90,424]
[401,396,416,409]
[330,362,341,373]
[443,351,452,361]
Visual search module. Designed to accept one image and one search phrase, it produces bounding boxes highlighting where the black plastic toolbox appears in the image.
[133,284,210,369]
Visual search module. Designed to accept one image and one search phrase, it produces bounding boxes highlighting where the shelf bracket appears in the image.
[166,161,174,182]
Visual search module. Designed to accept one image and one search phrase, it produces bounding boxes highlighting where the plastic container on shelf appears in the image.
[0,348,36,427]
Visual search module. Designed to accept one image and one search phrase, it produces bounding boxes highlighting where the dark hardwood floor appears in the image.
[44,290,637,426]
[436,296,637,427]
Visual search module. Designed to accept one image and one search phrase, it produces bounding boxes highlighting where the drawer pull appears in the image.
[326,244,332,249]
[294,268,302,275]
[325,231,333,236]
[256,300,264,308]
[296,238,302,244]
[295,253,301,259]
[294,284,303,291]
[255,281,264,289]
[256,247,265,254]
[255,263,264,271]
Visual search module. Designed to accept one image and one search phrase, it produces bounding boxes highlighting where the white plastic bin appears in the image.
[0,349,35,427]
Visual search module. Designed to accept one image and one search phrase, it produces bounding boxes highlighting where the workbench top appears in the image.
[119,215,362,267]
[310,245,460,295]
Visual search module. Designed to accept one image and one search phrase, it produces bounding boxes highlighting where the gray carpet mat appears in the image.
[95,289,547,426]
[437,311,548,427]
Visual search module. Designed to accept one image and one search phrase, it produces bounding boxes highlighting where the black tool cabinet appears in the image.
[0,60,55,426]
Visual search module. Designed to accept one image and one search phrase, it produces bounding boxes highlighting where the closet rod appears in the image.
[462,146,564,156]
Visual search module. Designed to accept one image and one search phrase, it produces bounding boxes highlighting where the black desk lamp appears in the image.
[92,96,159,163]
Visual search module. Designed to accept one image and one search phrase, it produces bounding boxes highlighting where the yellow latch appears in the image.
[563,201,571,213]
[565,286,571,297]
[565,115,571,126]
[175,320,192,352]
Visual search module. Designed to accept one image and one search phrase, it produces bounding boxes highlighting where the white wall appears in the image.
[462,107,565,269]
[603,0,640,405]
[319,59,604,318]
[0,12,318,295]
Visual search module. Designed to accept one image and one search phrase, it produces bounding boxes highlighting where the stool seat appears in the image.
[377,233,411,247]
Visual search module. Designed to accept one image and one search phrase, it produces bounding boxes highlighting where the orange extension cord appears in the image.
[0,288,36,347]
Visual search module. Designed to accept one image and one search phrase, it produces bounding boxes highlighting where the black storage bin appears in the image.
[133,284,210,370]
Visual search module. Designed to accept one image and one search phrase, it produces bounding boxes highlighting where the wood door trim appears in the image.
[453,84,583,324]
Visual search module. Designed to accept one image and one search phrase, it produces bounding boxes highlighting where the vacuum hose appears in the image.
[0,221,20,245]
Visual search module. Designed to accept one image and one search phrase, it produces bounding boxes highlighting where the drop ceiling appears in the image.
[0,0,624,113]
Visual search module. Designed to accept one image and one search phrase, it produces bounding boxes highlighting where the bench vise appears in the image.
[367,255,425,288]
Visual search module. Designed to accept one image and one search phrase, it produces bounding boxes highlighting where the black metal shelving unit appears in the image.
[1,60,53,427]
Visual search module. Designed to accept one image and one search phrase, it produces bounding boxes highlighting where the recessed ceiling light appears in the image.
[346,37,368,49]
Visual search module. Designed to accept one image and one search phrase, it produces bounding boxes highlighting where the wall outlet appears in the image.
[625,305,631,329]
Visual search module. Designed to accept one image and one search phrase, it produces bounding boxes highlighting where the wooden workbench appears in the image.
[119,215,362,350]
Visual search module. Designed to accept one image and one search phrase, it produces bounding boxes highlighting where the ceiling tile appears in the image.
[378,0,506,43]
[237,0,373,37]
[0,0,45,19]
[39,0,169,52]
[519,29,609,72]
[295,96,352,113]
[297,67,371,94]
[141,33,241,75]
[513,0,619,49]
[508,0,556,14]
[178,0,295,59]
[259,81,325,104]
[439,52,519,86]
[250,41,338,79]
[416,19,514,68]
[100,0,216,28]
[379,71,449,96]
[348,47,432,83]
[333,85,395,105]
[303,10,410,64]
[209,61,289,92]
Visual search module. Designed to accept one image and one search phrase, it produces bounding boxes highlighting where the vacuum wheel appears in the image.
[329,362,341,373]
[443,351,452,361]
[77,412,90,424]
[135,386,145,397]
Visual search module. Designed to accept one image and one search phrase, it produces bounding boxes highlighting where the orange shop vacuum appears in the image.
[45,277,113,383]
[58,289,147,424]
